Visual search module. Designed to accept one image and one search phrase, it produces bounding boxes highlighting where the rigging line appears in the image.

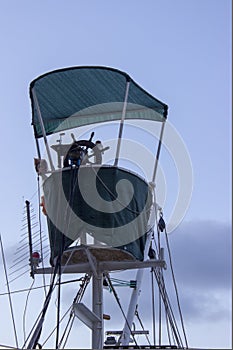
[135,305,151,345]
[153,267,182,346]
[58,287,85,348]
[0,277,84,296]
[37,177,47,296]
[156,264,183,348]
[25,260,59,349]
[155,223,162,346]
[55,260,62,349]
[151,268,156,346]
[153,268,183,348]
[164,226,189,348]
[61,316,74,349]
[0,234,19,349]
[59,273,91,349]
[41,305,72,347]
[42,274,91,348]
[23,279,35,343]
[165,309,172,346]
[104,273,139,348]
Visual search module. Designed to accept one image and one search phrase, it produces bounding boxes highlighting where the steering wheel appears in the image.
[63,139,102,167]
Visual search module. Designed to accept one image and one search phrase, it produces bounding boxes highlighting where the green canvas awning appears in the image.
[30,66,168,139]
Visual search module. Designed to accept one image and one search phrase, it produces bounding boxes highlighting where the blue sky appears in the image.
[0,0,231,349]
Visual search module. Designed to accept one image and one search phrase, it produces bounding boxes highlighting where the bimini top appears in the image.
[30,66,168,139]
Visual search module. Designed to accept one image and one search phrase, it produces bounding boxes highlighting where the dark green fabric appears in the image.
[30,66,168,138]
[43,166,152,262]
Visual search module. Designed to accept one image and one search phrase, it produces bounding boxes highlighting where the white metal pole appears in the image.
[151,121,166,183]
[114,80,130,166]
[92,272,103,349]
[120,197,157,346]
[31,88,55,171]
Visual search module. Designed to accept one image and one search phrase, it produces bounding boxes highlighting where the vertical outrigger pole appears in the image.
[114,78,130,166]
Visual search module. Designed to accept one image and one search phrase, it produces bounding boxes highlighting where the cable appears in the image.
[24,260,59,349]
[135,305,151,345]
[152,266,183,347]
[0,277,84,297]
[58,274,91,348]
[150,268,156,346]
[37,178,47,296]
[151,205,183,347]
[164,226,189,348]
[55,261,62,349]
[41,274,91,348]
[104,273,139,348]
[0,234,19,349]
[23,279,35,343]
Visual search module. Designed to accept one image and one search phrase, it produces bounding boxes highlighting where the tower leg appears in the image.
[92,272,103,349]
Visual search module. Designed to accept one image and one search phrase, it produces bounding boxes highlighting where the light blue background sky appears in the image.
[0,1,231,349]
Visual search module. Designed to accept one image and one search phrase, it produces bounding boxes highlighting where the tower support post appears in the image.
[92,272,103,349]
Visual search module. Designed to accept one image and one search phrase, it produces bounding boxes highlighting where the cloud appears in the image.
[144,220,231,325]
[167,220,231,290]
[100,220,232,330]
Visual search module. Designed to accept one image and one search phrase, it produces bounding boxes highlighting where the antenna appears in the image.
[26,200,34,279]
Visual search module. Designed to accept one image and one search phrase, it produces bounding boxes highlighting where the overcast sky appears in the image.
[0,1,231,349]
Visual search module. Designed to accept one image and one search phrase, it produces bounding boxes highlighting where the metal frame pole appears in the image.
[120,195,157,346]
[114,79,130,166]
[151,121,166,183]
[92,272,103,349]
[31,88,55,171]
